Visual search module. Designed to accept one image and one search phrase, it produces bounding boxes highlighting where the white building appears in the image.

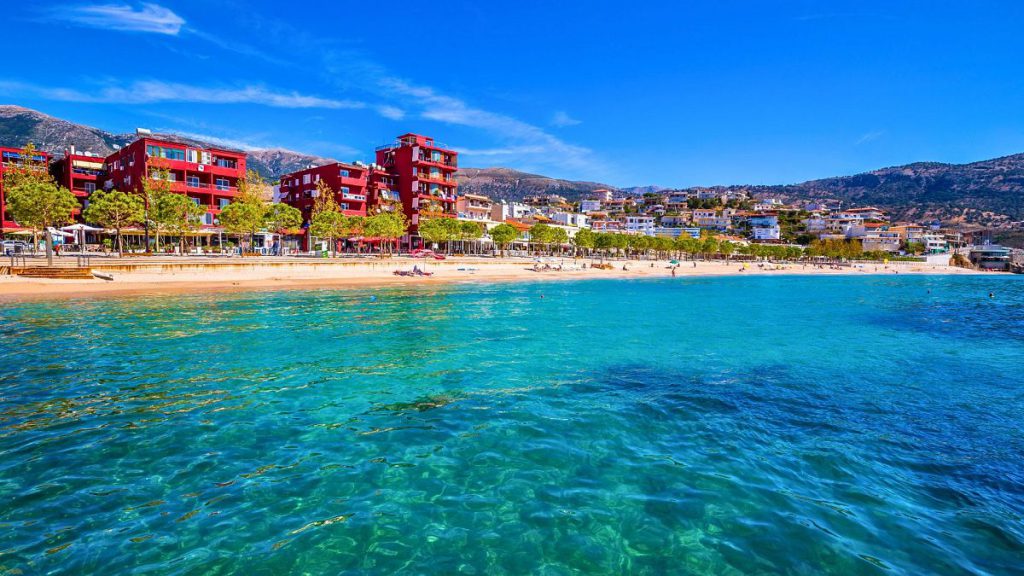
[550,212,590,229]
[456,193,495,223]
[491,200,534,222]
[752,226,781,241]
[623,215,656,236]
[654,227,700,239]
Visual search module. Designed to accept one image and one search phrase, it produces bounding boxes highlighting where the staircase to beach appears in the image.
[11,267,94,279]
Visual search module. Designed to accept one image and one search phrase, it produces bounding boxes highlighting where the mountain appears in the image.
[0,105,130,156]
[0,105,334,180]
[456,167,618,201]
[662,155,1024,229]
[2,104,1024,228]
[620,185,665,195]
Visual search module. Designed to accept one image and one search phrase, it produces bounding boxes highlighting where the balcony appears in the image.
[417,192,456,203]
[415,155,458,168]
[415,173,456,185]
[342,192,367,202]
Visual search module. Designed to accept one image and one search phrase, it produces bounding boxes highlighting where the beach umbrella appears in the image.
[60,224,104,232]
[61,224,104,249]
[46,227,75,238]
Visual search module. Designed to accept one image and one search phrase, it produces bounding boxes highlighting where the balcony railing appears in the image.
[342,193,367,202]
[416,155,457,168]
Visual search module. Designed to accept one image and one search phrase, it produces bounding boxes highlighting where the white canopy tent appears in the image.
[60,224,105,250]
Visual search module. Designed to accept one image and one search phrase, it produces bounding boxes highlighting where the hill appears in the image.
[456,167,618,201]
[2,104,1024,228]
[0,105,334,180]
[739,155,1024,228]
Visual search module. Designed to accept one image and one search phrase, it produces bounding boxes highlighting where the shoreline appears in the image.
[0,256,995,302]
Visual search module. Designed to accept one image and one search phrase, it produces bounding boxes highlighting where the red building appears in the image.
[51,148,105,220]
[278,162,370,222]
[103,136,247,227]
[1,146,51,233]
[375,133,458,232]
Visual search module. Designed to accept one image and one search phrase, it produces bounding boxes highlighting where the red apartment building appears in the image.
[278,162,370,221]
[280,133,458,249]
[103,136,247,227]
[1,146,51,233]
[51,148,105,220]
[375,133,458,232]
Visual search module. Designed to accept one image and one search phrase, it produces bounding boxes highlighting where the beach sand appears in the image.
[0,256,984,301]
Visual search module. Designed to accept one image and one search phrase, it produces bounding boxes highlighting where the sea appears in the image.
[1,275,1022,574]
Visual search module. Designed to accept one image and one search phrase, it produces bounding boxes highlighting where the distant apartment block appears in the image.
[491,200,534,222]
[549,212,589,229]
[457,193,494,222]
[622,215,656,235]
[654,226,700,239]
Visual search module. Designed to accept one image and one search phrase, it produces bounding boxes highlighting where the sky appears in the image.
[2,1,1023,188]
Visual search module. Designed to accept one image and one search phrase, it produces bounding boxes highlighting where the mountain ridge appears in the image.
[2,104,1023,228]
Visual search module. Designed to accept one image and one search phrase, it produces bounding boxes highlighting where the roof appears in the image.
[136,134,246,155]
[503,219,531,231]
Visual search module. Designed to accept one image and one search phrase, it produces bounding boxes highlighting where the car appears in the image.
[2,240,29,256]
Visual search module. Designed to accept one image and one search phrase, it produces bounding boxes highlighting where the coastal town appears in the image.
[1,130,1020,282]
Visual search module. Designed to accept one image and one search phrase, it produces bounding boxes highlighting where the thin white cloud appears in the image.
[159,130,267,151]
[0,79,365,110]
[376,105,405,120]
[856,130,885,145]
[453,145,547,156]
[551,111,581,127]
[379,77,597,173]
[51,2,185,35]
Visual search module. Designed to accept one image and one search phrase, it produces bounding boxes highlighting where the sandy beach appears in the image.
[0,255,988,301]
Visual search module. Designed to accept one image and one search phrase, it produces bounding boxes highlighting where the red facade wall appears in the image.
[374,133,458,231]
[278,162,370,223]
[103,137,247,227]
[0,146,52,232]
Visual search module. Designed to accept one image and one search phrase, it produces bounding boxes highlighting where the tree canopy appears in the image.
[83,189,144,255]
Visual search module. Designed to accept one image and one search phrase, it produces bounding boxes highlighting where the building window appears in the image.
[186,149,198,163]
[84,183,96,193]
[341,187,349,194]
[340,169,349,177]
[302,174,311,185]
[187,176,200,187]
[215,178,230,191]
[219,198,230,209]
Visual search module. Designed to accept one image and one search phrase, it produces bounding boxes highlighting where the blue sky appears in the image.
[2,1,1023,187]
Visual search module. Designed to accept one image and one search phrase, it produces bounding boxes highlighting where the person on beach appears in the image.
[672,267,676,277]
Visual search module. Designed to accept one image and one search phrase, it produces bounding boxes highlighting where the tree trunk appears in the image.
[116,228,123,256]
[45,230,54,266]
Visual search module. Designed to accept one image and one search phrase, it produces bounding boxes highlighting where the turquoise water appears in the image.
[1,276,1023,575]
